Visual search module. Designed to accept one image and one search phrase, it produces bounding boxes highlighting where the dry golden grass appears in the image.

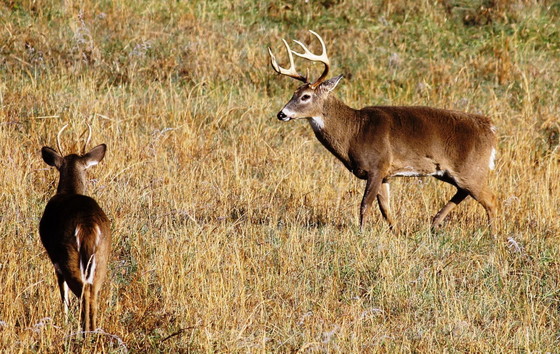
[1,0,559,351]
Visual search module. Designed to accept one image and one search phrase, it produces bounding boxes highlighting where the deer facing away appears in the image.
[268,31,497,232]
[39,125,111,332]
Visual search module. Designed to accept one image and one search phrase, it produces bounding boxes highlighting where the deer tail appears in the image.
[75,224,102,285]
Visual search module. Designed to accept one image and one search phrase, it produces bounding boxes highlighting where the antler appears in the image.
[291,30,330,89]
[268,39,307,82]
[81,123,92,155]
[56,124,69,155]
[268,31,331,89]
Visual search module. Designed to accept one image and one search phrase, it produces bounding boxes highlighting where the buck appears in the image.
[39,124,111,332]
[268,31,497,232]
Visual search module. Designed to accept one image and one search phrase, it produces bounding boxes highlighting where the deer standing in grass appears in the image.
[268,31,497,232]
[40,124,111,332]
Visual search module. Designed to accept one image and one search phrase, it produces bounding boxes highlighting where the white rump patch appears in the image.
[75,226,81,249]
[491,125,497,133]
[309,116,325,131]
[79,257,85,283]
[489,148,496,170]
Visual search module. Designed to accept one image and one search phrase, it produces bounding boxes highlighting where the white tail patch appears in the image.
[489,148,496,170]
[77,224,102,285]
[80,254,96,285]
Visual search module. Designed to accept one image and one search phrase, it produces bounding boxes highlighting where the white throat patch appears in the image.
[309,116,325,131]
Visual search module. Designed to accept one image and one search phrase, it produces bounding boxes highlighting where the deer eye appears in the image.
[301,94,311,102]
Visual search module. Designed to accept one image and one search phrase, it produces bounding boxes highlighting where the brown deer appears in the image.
[268,31,497,232]
[39,124,111,332]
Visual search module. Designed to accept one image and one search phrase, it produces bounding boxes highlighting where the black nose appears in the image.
[277,111,287,120]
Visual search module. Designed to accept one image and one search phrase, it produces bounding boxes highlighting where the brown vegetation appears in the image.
[0,0,558,351]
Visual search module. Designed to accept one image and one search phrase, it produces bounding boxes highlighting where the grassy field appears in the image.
[1,0,559,351]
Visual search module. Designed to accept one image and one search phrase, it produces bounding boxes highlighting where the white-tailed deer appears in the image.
[269,31,497,232]
[39,124,111,332]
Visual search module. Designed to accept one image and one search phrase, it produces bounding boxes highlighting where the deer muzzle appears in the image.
[277,111,290,121]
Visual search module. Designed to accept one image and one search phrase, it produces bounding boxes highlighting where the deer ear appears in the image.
[83,144,107,169]
[41,147,64,169]
[319,74,343,93]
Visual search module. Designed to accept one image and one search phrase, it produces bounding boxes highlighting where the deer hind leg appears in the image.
[432,188,469,229]
[468,185,497,233]
[89,285,99,331]
[376,181,396,230]
[81,283,92,332]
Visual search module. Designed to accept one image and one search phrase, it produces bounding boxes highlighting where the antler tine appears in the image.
[291,30,330,88]
[56,124,69,155]
[268,39,307,82]
[82,123,92,155]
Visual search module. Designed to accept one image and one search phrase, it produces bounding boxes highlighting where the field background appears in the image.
[1,0,559,352]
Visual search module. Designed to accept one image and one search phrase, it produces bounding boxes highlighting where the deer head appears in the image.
[41,124,106,195]
[269,30,343,121]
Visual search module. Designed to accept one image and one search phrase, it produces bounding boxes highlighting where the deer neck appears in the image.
[308,96,358,164]
[56,169,86,195]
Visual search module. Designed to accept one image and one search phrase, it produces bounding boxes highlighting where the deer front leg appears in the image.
[432,188,469,229]
[360,173,383,231]
[377,181,396,230]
